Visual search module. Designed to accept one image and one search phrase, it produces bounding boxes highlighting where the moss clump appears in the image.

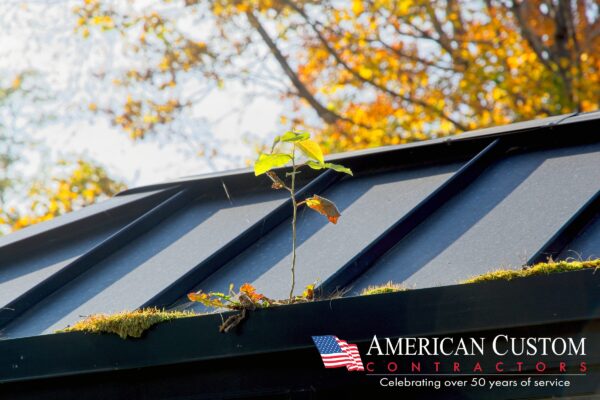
[462,259,600,284]
[360,259,599,296]
[361,281,408,296]
[57,308,198,339]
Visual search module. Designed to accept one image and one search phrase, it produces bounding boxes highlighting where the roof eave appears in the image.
[0,268,597,384]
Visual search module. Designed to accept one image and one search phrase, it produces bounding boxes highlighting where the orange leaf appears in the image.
[240,283,265,301]
[305,195,341,224]
[239,283,254,293]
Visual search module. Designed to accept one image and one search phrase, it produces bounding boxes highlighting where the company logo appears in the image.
[312,335,365,371]
[311,334,587,375]
[312,334,588,392]
[364,334,587,374]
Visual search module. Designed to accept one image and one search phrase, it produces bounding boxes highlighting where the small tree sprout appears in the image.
[253,130,352,299]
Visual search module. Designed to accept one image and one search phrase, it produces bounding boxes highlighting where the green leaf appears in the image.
[270,136,281,152]
[323,162,353,176]
[307,161,353,176]
[296,139,324,163]
[280,131,310,142]
[306,161,324,170]
[254,153,292,176]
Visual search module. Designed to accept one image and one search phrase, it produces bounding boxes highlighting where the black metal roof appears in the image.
[1,111,600,340]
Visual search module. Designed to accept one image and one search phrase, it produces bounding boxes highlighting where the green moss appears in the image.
[360,259,599,297]
[57,260,599,339]
[360,281,408,296]
[461,259,600,284]
[57,308,198,339]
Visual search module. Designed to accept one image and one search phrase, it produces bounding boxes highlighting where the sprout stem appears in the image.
[289,144,297,300]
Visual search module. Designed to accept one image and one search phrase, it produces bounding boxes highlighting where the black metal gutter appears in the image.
[1,325,598,400]
[141,169,342,309]
[528,189,600,265]
[0,187,192,330]
[0,268,598,384]
[320,138,507,293]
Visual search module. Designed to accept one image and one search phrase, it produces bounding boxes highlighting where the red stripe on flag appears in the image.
[335,338,365,371]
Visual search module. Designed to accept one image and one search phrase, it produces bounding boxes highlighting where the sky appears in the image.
[32,86,282,186]
[1,0,284,189]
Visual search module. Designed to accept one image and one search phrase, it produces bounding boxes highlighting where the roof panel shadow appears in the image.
[559,214,600,261]
[2,190,286,338]
[0,225,123,316]
[351,141,600,292]
[0,190,171,319]
[181,162,462,308]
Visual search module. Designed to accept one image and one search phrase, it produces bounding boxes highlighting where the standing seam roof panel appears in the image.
[559,214,600,260]
[0,225,124,313]
[182,162,463,308]
[352,141,600,291]
[3,190,287,338]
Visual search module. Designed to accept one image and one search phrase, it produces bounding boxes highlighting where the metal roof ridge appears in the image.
[0,188,176,255]
[116,110,600,197]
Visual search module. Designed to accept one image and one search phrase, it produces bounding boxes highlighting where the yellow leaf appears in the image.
[359,66,373,80]
[143,114,159,124]
[302,284,315,300]
[11,76,21,89]
[296,140,324,164]
[254,153,292,175]
[398,0,412,13]
[492,87,503,101]
[352,0,364,15]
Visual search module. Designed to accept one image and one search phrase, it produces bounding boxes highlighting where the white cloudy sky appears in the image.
[1,0,284,188]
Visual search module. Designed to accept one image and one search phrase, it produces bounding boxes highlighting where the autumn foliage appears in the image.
[0,160,125,233]
[75,0,599,152]
[2,0,598,232]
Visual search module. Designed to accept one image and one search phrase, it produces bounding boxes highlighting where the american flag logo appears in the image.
[311,335,365,371]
